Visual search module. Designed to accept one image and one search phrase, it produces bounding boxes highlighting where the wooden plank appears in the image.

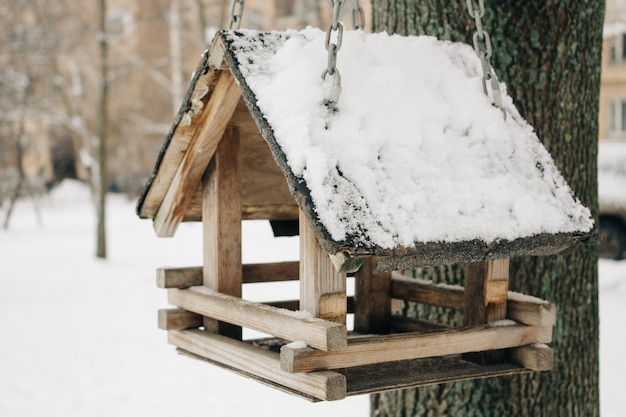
[299,211,347,325]
[354,257,391,334]
[346,355,531,396]
[157,267,202,288]
[156,262,300,289]
[390,273,555,326]
[389,316,451,333]
[280,322,552,373]
[243,261,299,283]
[264,297,355,314]
[509,344,553,371]
[202,126,243,339]
[168,329,346,401]
[464,259,510,363]
[138,61,220,220]
[158,308,203,330]
[168,286,347,351]
[153,70,242,237]
[184,98,300,222]
[391,273,464,309]
[507,292,557,327]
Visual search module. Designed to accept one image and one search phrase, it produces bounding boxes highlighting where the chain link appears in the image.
[465,0,505,118]
[228,0,244,30]
[352,0,365,30]
[322,0,345,112]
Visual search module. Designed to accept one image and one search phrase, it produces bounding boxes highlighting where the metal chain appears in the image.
[228,0,244,30]
[322,0,345,112]
[352,0,365,30]
[465,0,505,118]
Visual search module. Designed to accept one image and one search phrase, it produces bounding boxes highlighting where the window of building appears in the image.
[609,99,626,136]
[609,33,626,64]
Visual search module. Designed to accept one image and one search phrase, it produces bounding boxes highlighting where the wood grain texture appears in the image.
[390,273,556,326]
[152,70,241,237]
[354,257,392,334]
[158,308,203,330]
[168,329,346,401]
[202,126,242,338]
[299,211,347,325]
[281,323,552,373]
[509,344,553,371]
[168,286,347,351]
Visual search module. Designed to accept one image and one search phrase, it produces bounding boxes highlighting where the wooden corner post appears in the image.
[203,125,243,339]
[299,211,347,326]
[463,258,509,363]
[354,257,392,334]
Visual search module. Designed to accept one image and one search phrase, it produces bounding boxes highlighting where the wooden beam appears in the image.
[156,261,300,289]
[202,126,242,339]
[157,267,202,289]
[299,211,347,325]
[354,257,391,334]
[464,259,510,363]
[390,273,555,326]
[509,344,553,371]
[168,329,346,401]
[168,287,347,351]
[345,355,531,396]
[391,273,463,309]
[158,308,203,330]
[153,70,242,237]
[280,322,552,373]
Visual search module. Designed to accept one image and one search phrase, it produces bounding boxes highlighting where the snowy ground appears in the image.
[0,180,624,416]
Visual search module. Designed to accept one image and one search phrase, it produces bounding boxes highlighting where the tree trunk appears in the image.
[96,0,108,259]
[370,1,602,416]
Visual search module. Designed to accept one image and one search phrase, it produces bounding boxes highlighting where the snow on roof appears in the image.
[222,28,593,253]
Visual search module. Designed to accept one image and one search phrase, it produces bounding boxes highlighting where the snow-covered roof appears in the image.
[138,29,594,271]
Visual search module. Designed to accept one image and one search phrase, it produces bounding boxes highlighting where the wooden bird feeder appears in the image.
[136,29,594,401]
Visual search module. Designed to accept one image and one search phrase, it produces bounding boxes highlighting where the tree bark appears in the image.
[370,1,602,416]
[96,0,108,259]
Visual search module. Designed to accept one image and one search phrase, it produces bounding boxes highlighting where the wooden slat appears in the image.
[157,262,300,289]
[391,273,464,309]
[264,296,355,313]
[354,257,391,334]
[203,126,242,339]
[153,70,242,237]
[507,292,557,327]
[169,329,346,401]
[390,273,556,326]
[281,322,552,373]
[346,356,531,396]
[157,267,202,288]
[243,261,299,283]
[158,308,203,330]
[168,286,347,351]
[300,211,347,325]
[508,344,553,371]
[389,316,451,333]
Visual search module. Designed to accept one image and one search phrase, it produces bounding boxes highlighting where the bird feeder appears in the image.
[136,29,594,401]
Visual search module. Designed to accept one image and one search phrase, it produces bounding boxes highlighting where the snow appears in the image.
[0,181,365,417]
[0,180,622,416]
[225,28,593,249]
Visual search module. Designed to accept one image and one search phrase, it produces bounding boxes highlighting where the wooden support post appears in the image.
[464,258,510,364]
[203,126,242,339]
[299,211,347,325]
[354,257,391,334]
